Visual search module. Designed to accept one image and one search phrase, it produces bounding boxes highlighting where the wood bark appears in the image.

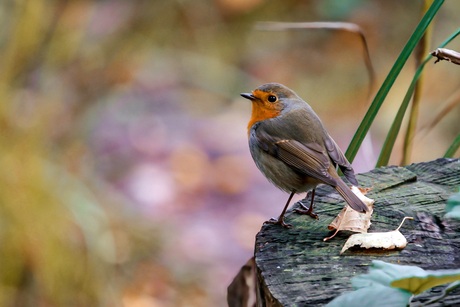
[252,158,460,306]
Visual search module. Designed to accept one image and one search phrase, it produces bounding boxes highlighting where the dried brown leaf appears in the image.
[357,186,372,194]
[324,186,374,241]
[431,48,460,65]
[340,217,413,254]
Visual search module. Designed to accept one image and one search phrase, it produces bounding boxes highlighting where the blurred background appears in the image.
[0,0,459,306]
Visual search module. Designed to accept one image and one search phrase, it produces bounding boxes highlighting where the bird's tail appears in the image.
[334,178,368,213]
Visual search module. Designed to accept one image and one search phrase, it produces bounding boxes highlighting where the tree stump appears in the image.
[252,158,460,306]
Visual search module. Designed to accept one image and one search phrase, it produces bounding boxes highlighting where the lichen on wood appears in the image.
[253,158,460,306]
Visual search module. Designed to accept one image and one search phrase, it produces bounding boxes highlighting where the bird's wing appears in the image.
[254,128,337,186]
[324,134,358,186]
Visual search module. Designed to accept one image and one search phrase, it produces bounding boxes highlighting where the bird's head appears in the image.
[241,83,301,132]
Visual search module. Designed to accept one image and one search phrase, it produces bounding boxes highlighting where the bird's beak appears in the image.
[240,93,256,101]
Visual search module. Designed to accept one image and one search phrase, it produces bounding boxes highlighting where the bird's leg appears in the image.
[266,191,295,228]
[295,189,318,219]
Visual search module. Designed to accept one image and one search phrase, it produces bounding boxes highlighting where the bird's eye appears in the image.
[267,95,277,102]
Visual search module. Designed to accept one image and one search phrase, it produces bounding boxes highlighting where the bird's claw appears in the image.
[295,203,319,220]
[265,217,292,228]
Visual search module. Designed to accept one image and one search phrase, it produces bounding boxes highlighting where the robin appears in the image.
[241,83,368,228]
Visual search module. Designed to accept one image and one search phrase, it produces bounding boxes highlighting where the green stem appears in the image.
[444,133,460,158]
[376,27,460,167]
[345,0,444,163]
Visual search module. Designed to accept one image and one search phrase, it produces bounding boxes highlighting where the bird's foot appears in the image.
[265,216,292,228]
[295,202,318,220]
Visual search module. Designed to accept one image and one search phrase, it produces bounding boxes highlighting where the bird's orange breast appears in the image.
[247,102,281,135]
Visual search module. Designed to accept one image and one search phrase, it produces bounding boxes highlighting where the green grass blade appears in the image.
[376,59,430,167]
[401,0,434,166]
[444,133,460,158]
[377,28,460,166]
[345,0,444,163]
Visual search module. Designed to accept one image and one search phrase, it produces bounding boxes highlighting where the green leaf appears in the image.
[445,206,460,219]
[352,260,425,288]
[445,190,460,219]
[345,0,444,163]
[328,260,460,306]
[326,284,411,307]
[391,268,460,295]
[360,260,460,295]
[327,261,415,307]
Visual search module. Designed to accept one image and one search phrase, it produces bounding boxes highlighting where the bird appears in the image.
[241,82,368,228]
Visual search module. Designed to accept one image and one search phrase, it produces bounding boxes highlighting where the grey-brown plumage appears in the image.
[242,83,368,228]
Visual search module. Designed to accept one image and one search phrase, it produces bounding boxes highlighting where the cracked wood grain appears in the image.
[253,158,460,306]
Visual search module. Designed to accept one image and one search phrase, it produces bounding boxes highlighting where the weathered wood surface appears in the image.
[254,158,460,306]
